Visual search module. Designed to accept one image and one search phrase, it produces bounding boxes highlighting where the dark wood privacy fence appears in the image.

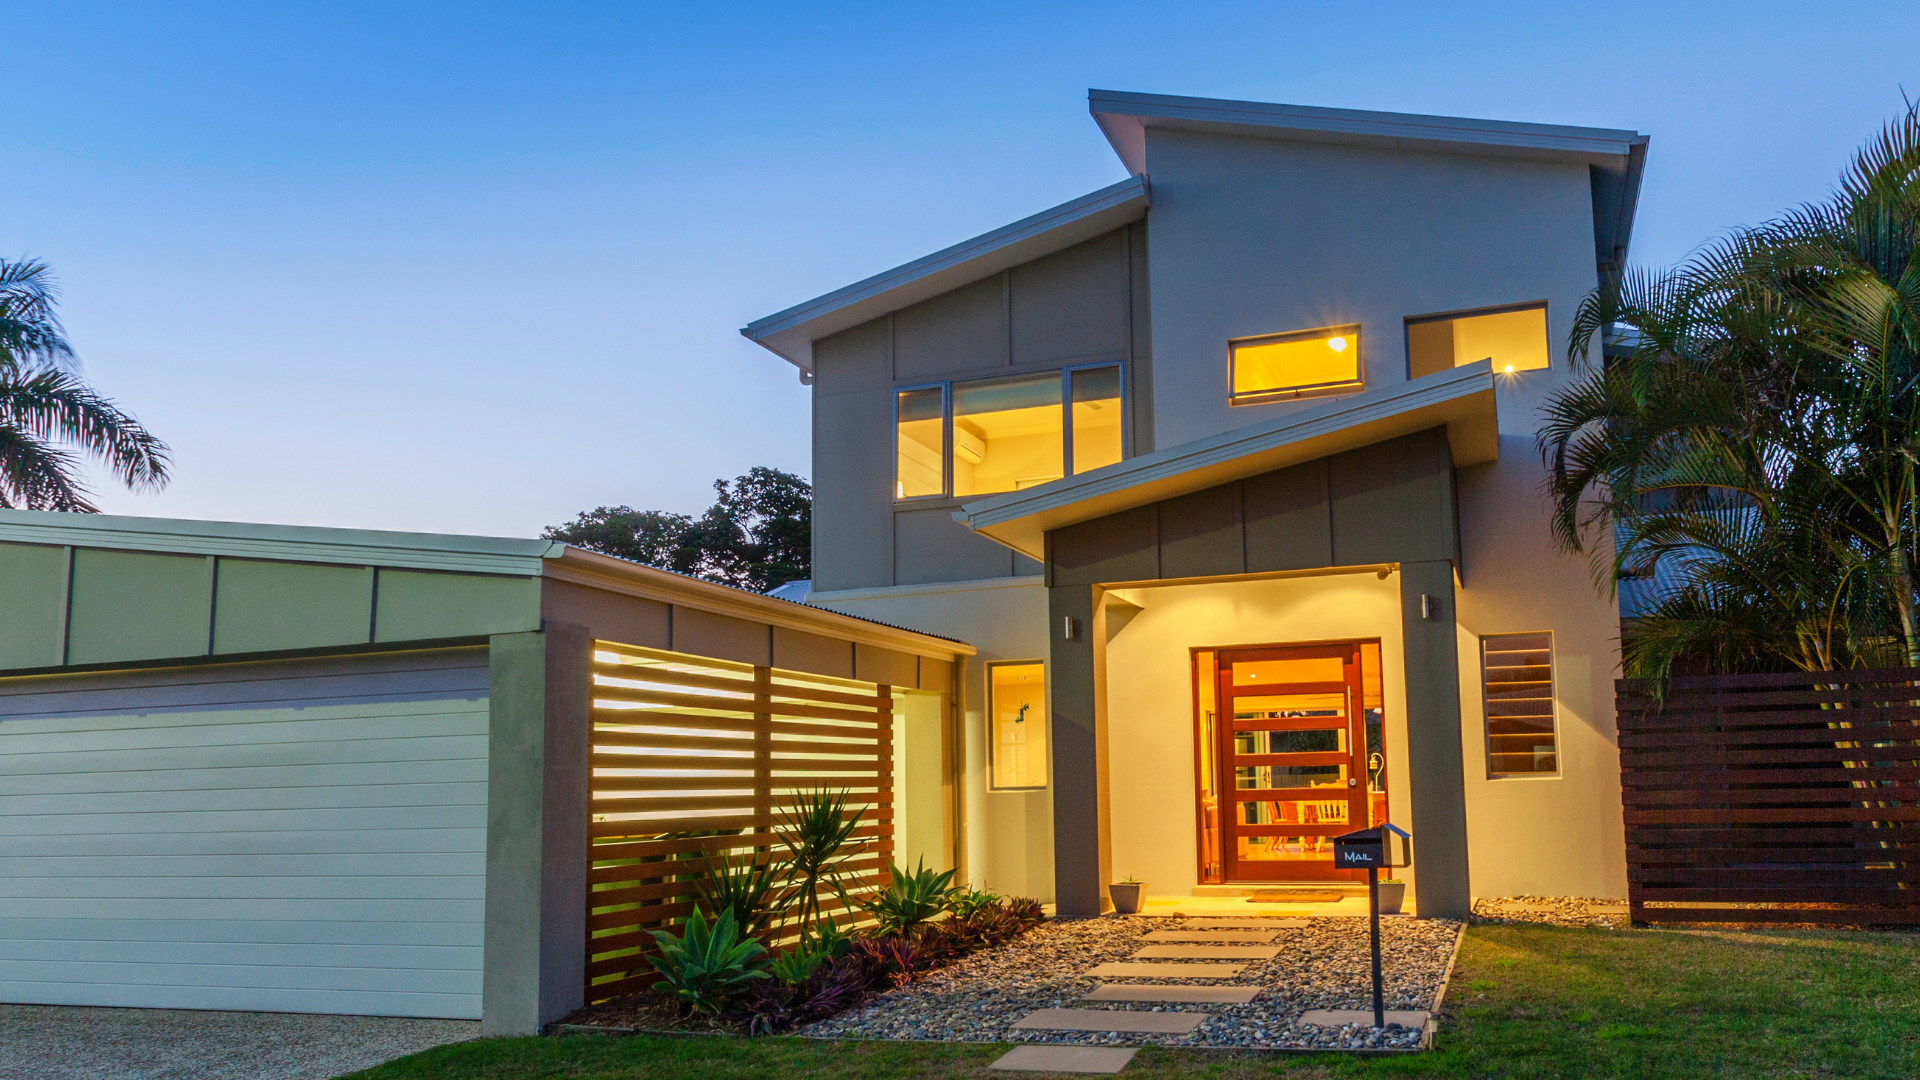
[1619,668,1920,925]
[584,641,894,1003]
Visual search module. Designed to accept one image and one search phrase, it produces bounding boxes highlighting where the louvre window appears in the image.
[1482,632,1557,776]
[1228,325,1362,404]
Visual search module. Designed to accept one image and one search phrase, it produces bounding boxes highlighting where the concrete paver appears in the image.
[989,1045,1139,1073]
[1084,962,1244,979]
[1084,984,1262,1004]
[1013,1008,1206,1034]
[1132,945,1279,960]
[1137,931,1279,942]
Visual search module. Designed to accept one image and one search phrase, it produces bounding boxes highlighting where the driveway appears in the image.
[0,1005,478,1080]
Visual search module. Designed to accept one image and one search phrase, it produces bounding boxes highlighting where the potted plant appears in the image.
[1376,878,1407,915]
[1108,876,1146,914]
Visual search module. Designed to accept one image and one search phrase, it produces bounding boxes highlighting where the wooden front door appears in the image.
[1217,642,1369,882]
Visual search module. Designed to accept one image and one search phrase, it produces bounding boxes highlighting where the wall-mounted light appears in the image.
[1062,615,1079,641]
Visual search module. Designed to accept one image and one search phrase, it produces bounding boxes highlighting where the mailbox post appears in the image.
[1332,824,1412,1028]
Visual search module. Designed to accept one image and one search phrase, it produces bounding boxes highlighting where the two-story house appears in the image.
[744,90,1648,919]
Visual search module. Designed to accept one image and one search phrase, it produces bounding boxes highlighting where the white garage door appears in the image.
[0,648,489,1018]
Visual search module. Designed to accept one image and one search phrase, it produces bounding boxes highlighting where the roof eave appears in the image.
[954,362,1501,560]
[741,175,1151,372]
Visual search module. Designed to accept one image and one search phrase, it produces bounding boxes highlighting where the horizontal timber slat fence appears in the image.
[1619,668,1920,926]
[585,641,895,1003]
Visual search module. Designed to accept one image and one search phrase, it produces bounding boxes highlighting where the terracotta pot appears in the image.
[1108,882,1147,914]
[1376,881,1406,915]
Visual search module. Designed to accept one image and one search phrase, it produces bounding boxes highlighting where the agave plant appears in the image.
[858,857,959,936]
[645,908,769,1014]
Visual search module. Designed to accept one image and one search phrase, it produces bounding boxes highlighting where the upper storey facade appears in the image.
[744,91,1647,594]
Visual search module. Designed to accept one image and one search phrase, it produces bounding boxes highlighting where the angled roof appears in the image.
[1089,89,1649,270]
[741,175,1149,372]
[952,361,1500,559]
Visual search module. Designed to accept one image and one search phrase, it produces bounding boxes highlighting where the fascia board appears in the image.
[954,362,1500,560]
[544,547,976,660]
[0,509,557,576]
[1089,90,1644,166]
[741,175,1150,371]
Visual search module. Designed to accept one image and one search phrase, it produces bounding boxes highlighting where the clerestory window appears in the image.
[1228,325,1362,405]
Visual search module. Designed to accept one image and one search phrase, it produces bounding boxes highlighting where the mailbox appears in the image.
[1332,824,1411,870]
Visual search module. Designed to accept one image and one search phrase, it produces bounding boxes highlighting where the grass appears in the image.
[345,923,1920,1079]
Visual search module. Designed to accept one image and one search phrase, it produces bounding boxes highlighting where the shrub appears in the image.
[859,858,958,935]
[947,887,1001,919]
[646,908,769,1014]
[777,787,867,937]
[767,946,830,987]
[695,849,787,937]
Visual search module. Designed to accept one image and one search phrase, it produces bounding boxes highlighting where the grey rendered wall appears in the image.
[0,649,491,1017]
[1140,127,1600,450]
[810,227,1142,593]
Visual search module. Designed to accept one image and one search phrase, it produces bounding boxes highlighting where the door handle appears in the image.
[1348,778,1358,787]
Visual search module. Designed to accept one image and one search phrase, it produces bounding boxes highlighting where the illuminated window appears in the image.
[1482,632,1557,776]
[1229,325,1362,404]
[988,661,1047,790]
[1070,365,1123,475]
[1407,304,1548,379]
[954,374,1064,497]
[895,386,946,499]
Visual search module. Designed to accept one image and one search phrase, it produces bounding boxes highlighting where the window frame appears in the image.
[1403,300,1550,381]
[891,361,1126,503]
[1227,324,1364,406]
[1479,630,1561,779]
[892,381,950,502]
[986,659,1050,792]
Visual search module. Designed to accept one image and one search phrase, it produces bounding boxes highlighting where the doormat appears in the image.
[1249,890,1343,903]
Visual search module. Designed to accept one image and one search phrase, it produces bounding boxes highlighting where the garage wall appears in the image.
[0,648,490,1018]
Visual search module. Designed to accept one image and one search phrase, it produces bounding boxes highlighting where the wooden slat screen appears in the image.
[585,641,895,1003]
[1618,668,1920,925]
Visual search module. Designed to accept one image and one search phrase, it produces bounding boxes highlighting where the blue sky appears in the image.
[5,2,1917,537]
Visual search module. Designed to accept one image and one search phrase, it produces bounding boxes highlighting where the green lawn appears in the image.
[347,923,1920,1079]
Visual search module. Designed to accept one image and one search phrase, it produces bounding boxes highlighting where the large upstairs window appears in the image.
[1229,325,1362,405]
[894,362,1124,501]
[1407,303,1548,379]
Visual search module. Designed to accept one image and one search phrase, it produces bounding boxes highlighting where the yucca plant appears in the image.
[694,848,787,937]
[946,887,1001,919]
[858,857,959,936]
[645,908,769,1015]
[776,787,867,937]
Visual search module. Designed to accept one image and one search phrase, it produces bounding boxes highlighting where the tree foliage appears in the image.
[0,259,170,510]
[1541,104,1920,678]
[544,466,811,592]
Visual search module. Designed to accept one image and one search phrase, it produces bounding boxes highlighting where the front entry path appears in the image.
[798,913,1462,1058]
[0,1004,478,1080]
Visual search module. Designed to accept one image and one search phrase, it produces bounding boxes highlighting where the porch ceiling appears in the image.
[952,361,1499,560]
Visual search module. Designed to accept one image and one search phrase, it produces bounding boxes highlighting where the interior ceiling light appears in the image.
[1327,336,1348,352]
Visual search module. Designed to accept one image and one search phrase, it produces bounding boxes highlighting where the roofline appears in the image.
[544,546,975,660]
[953,362,1501,559]
[1089,89,1647,171]
[1089,89,1649,269]
[741,175,1150,372]
[0,509,557,575]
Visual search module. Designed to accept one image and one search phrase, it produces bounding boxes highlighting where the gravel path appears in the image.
[799,914,1462,1052]
[1473,895,1631,928]
[0,1004,477,1080]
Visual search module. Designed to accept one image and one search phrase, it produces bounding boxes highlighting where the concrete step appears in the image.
[1085,961,1244,979]
[1133,945,1279,960]
[989,1046,1138,1074]
[1189,884,1367,898]
[1013,1008,1207,1034]
[1085,984,1261,1004]
[1138,930,1279,942]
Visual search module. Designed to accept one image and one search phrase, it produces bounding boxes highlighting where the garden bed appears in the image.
[798,914,1462,1051]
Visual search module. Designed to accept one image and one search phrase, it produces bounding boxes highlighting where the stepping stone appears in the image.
[1139,930,1280,942]
[1298,1008,1430,1029]
[1085,962,1244,978]
[1175,918,1309,928]
[1134,945,1279,959]
[1086,984,1261,1004]
[990,1045,1139,1073]
[1014,1008,1207,1034]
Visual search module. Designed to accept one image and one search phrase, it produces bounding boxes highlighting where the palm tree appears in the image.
[0,259,169,509]
[1541,104,1920,677]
